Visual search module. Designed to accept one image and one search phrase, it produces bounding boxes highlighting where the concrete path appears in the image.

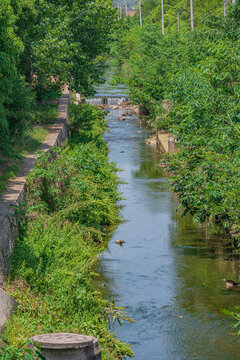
[0,88,70,286]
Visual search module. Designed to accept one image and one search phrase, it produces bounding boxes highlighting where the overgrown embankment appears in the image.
[111,1,240,245]
[0,103,58,196]
[3,102,133,360]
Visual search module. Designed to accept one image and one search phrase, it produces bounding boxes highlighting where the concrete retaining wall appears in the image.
[0,89,70,330]
[0,288,18,332]
[156,132,177,154]
[156,131,169,153]
[168,137,178,154]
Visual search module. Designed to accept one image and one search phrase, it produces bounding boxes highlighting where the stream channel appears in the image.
[88,73,240,359]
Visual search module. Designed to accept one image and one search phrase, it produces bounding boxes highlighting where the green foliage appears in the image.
[0,165,20,195]
[30,103,58,125]
[69,102,108,149]
[142,0,223,30]
[221,308,240,336]
[0,336,43,360]
[0,0,118,162]
[113,0,240,236]
[114,0,240,336]
[5,103,133,359]
[0,0,29,157]
[15,0,118,97]
[0,112,52,195]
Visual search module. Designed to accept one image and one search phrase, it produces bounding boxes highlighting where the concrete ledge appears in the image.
[155,132,178,154]
[0,288,18,333]
[0,88,70,286]
[157,131,170,153]
[30,333,101,360]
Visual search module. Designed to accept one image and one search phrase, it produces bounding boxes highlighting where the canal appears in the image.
[91,75,240,360]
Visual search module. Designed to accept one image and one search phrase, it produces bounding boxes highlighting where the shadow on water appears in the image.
[91,71,240,360]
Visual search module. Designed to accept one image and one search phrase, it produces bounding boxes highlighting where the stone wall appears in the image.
[0,288,18,332]
[0,88,70,331]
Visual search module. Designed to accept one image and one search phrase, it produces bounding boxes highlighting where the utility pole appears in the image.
[161,0,164,35]
[177,10,180,33]
[120,0,123,18]
[224,0,227,16]
[139,0,142,26]
[190,0,194,30]
[125,0,128,16]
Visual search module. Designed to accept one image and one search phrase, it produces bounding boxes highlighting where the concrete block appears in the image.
[0,288,18,332]
[31,333,101,360]
[168,137,178,154]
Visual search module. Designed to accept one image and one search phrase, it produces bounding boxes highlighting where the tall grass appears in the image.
[3,103,133,360]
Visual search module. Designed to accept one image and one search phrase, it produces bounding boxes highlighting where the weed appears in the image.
[4,102,133,359]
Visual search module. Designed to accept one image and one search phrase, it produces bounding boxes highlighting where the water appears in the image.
[84,97,128,106]
[92,75,240,359]
[85,67,128,105]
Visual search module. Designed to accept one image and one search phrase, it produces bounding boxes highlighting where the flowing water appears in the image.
[91,73,240,360]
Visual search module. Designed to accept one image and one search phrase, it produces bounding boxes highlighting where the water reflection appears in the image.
[93,77,240,359]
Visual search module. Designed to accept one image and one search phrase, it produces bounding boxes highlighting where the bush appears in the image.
[5,103,133,360]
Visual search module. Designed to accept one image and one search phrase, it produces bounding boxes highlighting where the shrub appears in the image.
[5,103,133,360]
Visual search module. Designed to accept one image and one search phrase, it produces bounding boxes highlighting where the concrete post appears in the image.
[190,0,194,30]
[161,0,164,35]
[30,333,101,360]
[139,0,142,26]
[125,0,128,16]
[224,0,227,16]
[168,138,178,154]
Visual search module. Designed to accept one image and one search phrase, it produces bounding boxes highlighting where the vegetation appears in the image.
[0,104,57,195]
[2,0,240,352]
[140,0,224,29]
[0,0,117,166]
[3,102,133,359]
[0,1,135,357]
[112,0,240,335]
[112,0,240,243]
[0,337,43,360]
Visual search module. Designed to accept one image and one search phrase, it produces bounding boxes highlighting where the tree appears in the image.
[0,0,25,155]
[0,0,118,162]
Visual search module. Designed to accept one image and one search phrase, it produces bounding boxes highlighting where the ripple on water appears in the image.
[92,76,240,360]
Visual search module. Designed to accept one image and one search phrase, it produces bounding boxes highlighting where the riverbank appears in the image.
[111,3,240,250]
[0,103,58,196]
[0,90,69,290]
[94,95,240,360]
[2,100,133,360]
